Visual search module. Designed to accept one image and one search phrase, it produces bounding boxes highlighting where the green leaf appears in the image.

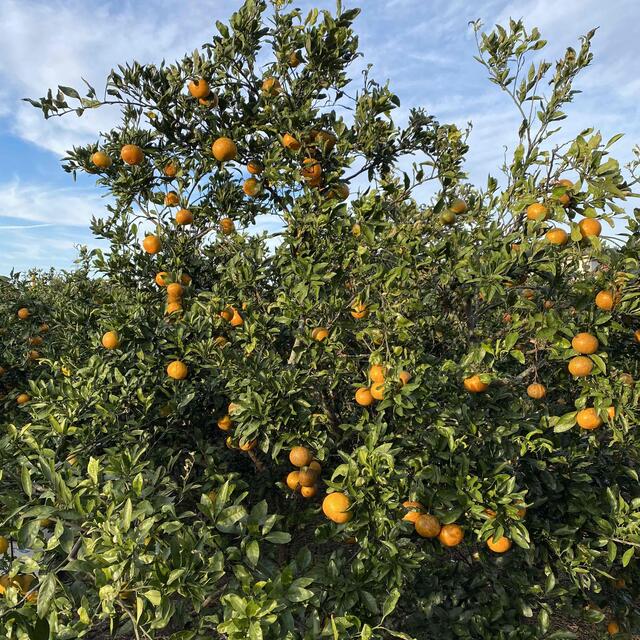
[143,590,162,606]
[246,540,259,566]
[21,465,32,499]
[621,546,634,567]
[121,498,132,532]
[263,531,291,544]
[87,457,99,484]
[287,586,314,603]
[382,588,400,620]
[36,573,57,617]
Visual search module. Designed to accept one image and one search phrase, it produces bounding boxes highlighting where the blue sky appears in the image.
[0,0,638,274]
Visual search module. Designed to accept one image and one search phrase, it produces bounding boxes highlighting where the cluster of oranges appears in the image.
[217,402,256,452]
[285,446,322,499]
[5,308,51,406]
[525,179,602,244]
[402,502,465,549]
[355,364,411,407]
[0,535,37,603]
[402,502,518,553]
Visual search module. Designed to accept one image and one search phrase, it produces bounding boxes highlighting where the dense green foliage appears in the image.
[1,2,640,638]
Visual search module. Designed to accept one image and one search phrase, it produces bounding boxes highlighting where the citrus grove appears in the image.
[1,2,640,638]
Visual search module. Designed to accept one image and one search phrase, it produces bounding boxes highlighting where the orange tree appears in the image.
[1,2,640,638]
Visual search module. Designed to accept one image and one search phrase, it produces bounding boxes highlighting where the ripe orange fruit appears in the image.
[369,364,386,383]
[450,199,467,214]
[526,203,548,221]
[289,446,313,468]
[212,137,237,162]
[298,468,318,487]
[17,308,31,320]
[120,144,144,165]
[164,191,180,206]
[399,371,411,385]
[415,514,441,538]
[0,536,9,554]
[579,218,602,238]
[239,439,257,452]
[614,578,626,590]
[288,51,302,67]
[350,303,368,319]
[370,383,385,401]
[526,383,546,399]
[311,327,329,341]
[576,408,603,430]
[301,158,322,187]
[166,283,183,301]
[238,440,258,451]
[402,501,424,523]
[230,308,244,327]
[175,208,193,225]
[39,323,49,333]
[166,360,188,380]
[17,393,30,405]
[243,178,261,197]
[555,179,573,206]
[313,130,337,151]
[634,329,640,344]
[329,183,350,200]
[27,350,41,361]
[165,302,182,315]
[220,307,233,322]
[355,387,374,406]
[322,492,352,524]
[286,471,301,491]
[180,274,192,286]
[217,415,232,431]
[143,235,161,254]
[188,78,210,99]
[101,331,120,350]
[163,162,177,178]
[28,336,43,346]
[571,332,599,354]
[283,133,301,151]
[607,621,620,635]
[440,210,456,225]
[438,523,464,547]
[220,218,235,235]
[309,460,322,474]
[546,228,568,245]
[487,535,512,553]
[301,485,317,498]
[261,77,282,95]
[15,574,35,592]
[595,290,615,311]
[155,272,169,286]
[464,375,488,393]
[91,151,112,168]
[199,95,218,107]
[245,159,264,175]
[568,356,593,377]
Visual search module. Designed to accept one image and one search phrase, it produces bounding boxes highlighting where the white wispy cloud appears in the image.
[0,178,104,226]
